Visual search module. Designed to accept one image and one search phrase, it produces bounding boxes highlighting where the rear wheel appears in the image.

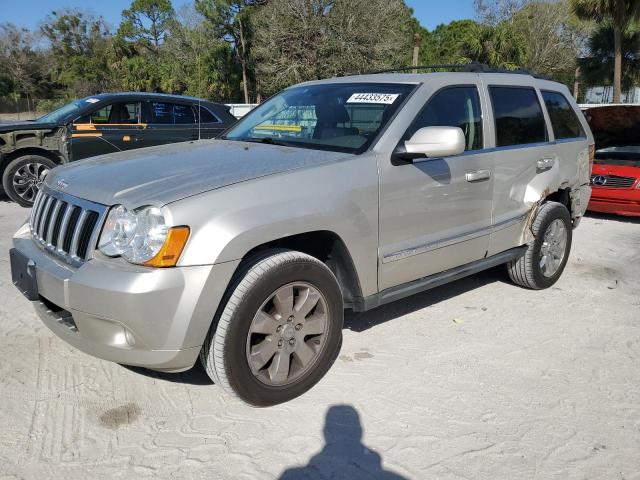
[2,155,56,207]
[200,250,343,406]
[507,201,572,289]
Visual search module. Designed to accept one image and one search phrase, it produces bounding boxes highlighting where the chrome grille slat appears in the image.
[37,197,54,239]
[28,186,108,267]
[69,209,88,259]
[45,200,63,245]
[30,190,44,228]
[31,193,45,233]
[56,205,75,252]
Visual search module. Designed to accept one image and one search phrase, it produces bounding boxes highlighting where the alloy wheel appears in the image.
[539,218,568,278]
[246,282,328,386]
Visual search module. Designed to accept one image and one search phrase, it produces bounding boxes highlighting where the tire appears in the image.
[2,155,56,207]
[507,201,572,290]
[200,250,344,406]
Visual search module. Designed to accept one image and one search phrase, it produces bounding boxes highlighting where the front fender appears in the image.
[167,156,380,298]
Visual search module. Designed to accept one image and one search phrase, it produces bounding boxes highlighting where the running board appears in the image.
[353,246,527,312]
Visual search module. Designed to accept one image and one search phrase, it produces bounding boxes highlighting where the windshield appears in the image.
[595,145,640,167]
[37,97,98,123]
[224,82,415,153]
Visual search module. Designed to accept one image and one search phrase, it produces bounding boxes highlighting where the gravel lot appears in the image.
[1,197,639,479]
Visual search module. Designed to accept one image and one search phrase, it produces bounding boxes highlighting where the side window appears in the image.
[76,102,140,124]
[198,106,221,123]
[489,86,547,147]
[541,91,585,139]
[406,86,483,151]
[150,102,173,124]
[150,102,196,124]
[86,104,112,124]
[174,104,196,124]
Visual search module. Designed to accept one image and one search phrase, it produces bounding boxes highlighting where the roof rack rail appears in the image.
[364,62,549,79]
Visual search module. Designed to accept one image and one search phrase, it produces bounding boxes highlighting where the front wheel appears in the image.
[200,250,343,406]
[507,201,572,289]
[2,155,56,207]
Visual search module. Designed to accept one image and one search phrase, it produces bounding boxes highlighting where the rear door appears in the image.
[71,101,146,160]
[482,78,557,255]
[143,101,199,145]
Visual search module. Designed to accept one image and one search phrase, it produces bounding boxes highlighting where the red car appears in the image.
[584,105,640,216]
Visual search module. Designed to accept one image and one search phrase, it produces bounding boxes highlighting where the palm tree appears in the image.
[571,0,640,103]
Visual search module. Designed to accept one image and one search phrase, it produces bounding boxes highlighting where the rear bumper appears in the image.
[12,224,240,372]
[588,188,640,217]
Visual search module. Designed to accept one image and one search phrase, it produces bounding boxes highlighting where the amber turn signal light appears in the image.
[144,226,190,268]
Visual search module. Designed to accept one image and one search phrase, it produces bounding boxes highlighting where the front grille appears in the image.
[29,187,108,266]
[590,174,637,189]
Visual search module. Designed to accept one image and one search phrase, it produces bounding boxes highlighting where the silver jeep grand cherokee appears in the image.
[10,71,592,406]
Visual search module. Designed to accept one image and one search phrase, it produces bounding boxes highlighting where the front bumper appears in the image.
[11,224,240,372]
[588,188,640,217]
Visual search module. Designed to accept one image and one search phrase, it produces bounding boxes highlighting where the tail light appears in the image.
[588,144,595,174]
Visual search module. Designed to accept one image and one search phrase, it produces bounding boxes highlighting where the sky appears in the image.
[0,0,477,32]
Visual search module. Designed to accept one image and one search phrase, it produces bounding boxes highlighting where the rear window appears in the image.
[542,91,585,140]
[198,107,221,123]
[489,86,547,147]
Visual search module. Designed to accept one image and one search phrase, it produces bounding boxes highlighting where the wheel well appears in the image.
[545,188,570,210]
[0,148,62,177]
[241,231,363,308]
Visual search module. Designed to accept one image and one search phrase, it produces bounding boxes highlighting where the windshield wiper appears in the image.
[238,137,292,147]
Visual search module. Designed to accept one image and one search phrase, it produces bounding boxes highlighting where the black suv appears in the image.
[0,93,237,206]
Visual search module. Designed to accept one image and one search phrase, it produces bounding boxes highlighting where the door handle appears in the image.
[465,169,491,182]
[537,158,555,171]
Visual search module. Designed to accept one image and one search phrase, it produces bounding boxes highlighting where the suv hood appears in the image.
[583,105,640,149]
[45,140,352,207]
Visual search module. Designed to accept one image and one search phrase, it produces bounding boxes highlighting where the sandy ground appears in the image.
[0,197,639,480]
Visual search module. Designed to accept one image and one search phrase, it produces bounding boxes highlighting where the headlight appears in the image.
[99,205,189,267]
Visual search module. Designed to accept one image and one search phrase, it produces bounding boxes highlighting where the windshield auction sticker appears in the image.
[346,93,400,104]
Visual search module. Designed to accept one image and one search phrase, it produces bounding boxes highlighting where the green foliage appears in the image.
[41,9,112,97]
[579,24,640,89]
[252,0,414,97]
[118,0,175,52]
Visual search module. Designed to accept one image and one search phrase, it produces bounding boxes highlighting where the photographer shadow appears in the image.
[280,404,406,480]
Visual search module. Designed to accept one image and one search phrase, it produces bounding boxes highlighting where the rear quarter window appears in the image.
[542,91,585,139]
[489,86,547,147]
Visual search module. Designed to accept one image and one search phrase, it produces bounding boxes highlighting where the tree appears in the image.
[118,0,175,54]
[195,0,262,103]
[252,0,414,97]
[113,0,175,92]
[418,20,483,65]
[579,23,640,94]
[0,23,43,111]
[475,0,529,25]
[41,9,112,97]
[161,4,242,100]
[571,0,640,103]
[463,21,526,69]
[512,1,593,83]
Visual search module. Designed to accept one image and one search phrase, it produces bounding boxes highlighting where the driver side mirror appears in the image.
[395,126,465,162]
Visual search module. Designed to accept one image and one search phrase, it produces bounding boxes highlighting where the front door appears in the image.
[378,83,494,291]
[71,101,147,161]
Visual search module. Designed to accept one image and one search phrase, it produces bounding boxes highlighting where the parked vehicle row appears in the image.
[10,69,592,406]
[0,93,236,206]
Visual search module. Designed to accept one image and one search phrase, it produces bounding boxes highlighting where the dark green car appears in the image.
[0,93,237,206]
